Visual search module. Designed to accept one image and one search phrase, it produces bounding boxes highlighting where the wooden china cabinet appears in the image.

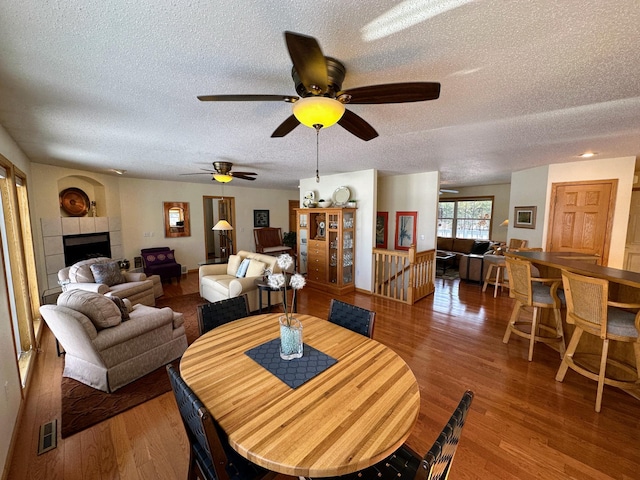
[295,208,356,295]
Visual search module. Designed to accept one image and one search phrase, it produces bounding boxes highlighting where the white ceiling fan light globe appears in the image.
[292,96,345,129]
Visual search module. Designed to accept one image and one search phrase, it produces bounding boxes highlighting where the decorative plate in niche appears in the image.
[59,187,90,216]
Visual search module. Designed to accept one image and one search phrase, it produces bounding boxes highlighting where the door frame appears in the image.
[545,179,617,266]
[202,195,236,260]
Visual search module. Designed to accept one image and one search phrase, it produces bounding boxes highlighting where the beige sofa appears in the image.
[58,257,163,306]
[40,290,187,392]
[199,250,284,312]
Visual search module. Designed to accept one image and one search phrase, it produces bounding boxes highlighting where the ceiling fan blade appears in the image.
[338,109,379,141]
[271,114,301,137]
[232,174,257,181]
[179,172,213,176]
[230,171,257,176]
[198,94,297,102]
[284,31,328,93]
[340,82,441,104]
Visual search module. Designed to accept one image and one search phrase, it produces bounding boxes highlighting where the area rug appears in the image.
[60,292,205,438]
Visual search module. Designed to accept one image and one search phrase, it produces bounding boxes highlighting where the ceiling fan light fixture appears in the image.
[292,96,345,129]
[213,174,233,183]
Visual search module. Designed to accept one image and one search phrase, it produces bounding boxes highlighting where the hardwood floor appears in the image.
[6,274,640,479]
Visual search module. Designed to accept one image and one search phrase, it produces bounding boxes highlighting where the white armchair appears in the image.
[40,290,187,392]
[58,257,163,306]
[199,250,285,312]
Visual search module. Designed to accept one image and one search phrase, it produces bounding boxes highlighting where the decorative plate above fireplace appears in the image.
[59,187,90,216]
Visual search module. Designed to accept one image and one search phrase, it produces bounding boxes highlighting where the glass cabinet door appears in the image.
[298,213,308,274]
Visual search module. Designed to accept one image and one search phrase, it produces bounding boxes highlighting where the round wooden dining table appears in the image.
[180,313,420,478]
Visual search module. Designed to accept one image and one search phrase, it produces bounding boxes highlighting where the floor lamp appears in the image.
[212,220,233,258]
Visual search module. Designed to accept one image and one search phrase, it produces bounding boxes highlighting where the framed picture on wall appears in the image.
[514,206,537,229]
[253,209,270,228]
[376,212,388,249]
[395,211,417,250]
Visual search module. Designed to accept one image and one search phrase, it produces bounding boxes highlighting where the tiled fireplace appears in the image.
[41,216,123,290]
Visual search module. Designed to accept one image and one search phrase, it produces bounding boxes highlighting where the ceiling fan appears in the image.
[181,161,257,183]
[198,31,441,141]
[439,189,459,195]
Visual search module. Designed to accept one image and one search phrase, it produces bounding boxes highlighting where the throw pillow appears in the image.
[236,258,251,278]
[227,255,242,276]
[109,296,130,320]
[90,262,125,286]
[68,257,110,283]
[144,250,175,265]
[471,241,491,255]
[57,290,121,330]
[246,259,266,278]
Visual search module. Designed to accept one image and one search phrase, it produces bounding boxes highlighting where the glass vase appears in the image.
[279,316,303,360]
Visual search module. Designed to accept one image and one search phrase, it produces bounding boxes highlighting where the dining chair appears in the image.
[166,364,276,480]
[336,390,474,480]
[503,256,565,361]
[197,294,250,336]
[507,238,528,250]
[328,299,376,338]
[555,270,640,412]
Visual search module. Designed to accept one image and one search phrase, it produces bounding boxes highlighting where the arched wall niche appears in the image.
[57,175,106,217]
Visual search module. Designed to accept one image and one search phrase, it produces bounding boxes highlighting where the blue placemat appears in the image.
[245,338,337,389]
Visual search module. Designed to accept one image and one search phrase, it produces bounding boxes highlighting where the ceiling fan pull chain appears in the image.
[315,125,321,183]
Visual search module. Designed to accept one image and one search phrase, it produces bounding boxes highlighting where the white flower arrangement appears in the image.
[267,253,305,326]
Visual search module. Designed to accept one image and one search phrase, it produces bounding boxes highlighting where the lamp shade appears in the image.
[213,174,233,183]
[499,219,509,227]
[292,96,345,129]
[212,220,233,231]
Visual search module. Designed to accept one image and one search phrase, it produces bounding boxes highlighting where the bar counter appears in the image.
[507,251,640,303]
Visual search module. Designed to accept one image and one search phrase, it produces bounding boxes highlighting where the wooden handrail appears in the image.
[372,245,435,304]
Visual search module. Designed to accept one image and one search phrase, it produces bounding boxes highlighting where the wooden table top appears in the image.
[507,251,640,288]
[180,313,420,477]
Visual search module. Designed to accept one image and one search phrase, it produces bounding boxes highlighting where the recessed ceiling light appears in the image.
[578,152,596,158]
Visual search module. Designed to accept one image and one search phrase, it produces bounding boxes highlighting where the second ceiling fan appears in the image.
[182,161,257,183]
[198,31,441,141]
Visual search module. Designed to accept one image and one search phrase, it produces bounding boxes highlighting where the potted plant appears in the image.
[283,231,296,250]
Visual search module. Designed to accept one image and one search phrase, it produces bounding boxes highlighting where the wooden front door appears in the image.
[546,180,617,265]
[624,190,640,272]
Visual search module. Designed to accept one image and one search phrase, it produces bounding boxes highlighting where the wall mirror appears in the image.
[164,201,191,237]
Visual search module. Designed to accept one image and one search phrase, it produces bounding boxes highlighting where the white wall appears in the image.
[440,183,511,242]
[300,169,376,292]
[0,126,32,478]
[508,165,550,247]
[545,156,635,268]
[29,164,299,288]
[378,171,440,250]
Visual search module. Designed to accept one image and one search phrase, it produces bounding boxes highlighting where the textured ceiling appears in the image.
[1,0,639,190]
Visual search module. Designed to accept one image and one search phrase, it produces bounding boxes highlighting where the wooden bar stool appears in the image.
[503,256,565,361]
[555,270,640,412]
[483,254,508,297]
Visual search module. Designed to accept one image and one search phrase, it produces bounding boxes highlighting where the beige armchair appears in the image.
[40,290,187,392]
[58,257,163,306]
[200,250,284,312]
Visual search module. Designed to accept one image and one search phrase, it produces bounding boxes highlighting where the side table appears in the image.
[465,254,485,285]
[255,280,297,314]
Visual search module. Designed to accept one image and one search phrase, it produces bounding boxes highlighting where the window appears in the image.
[438,197,494,240]
[0,157,40,387]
